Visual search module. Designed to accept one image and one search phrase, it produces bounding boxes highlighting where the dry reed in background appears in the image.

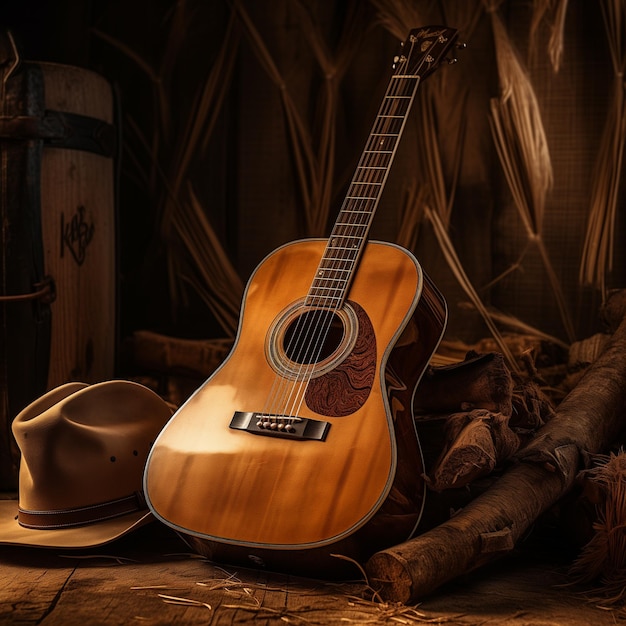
[486,0,576,343]
[94,3,244,336]
[579,0,625,298]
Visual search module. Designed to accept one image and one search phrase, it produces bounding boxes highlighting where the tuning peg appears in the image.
[445,41,466,64]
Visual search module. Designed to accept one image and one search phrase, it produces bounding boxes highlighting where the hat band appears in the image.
[17,492,147,529]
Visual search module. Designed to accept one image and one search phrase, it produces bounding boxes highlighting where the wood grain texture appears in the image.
[0,523,616,625]
[39,63,115,386]
[144,239,444,567]
[306,301,376,416]
[365,291,626,602]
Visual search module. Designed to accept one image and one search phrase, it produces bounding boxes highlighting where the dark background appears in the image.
[2,0,622,360]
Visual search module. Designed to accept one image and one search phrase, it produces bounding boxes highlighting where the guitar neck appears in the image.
[304,26,460,310]
[306,72,422,309]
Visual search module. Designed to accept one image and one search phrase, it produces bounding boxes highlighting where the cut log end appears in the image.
[367,552,414,604]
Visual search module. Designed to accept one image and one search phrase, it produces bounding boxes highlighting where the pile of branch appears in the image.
[124,293,626,603]
[413,350,554,494]
[365,289,626,603]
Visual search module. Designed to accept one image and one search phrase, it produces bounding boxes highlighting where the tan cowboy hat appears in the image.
[0,380,173,548]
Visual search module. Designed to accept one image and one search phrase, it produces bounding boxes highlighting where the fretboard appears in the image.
[306,72,422,309]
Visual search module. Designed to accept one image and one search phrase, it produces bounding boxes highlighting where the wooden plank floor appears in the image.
[1,519,623,625]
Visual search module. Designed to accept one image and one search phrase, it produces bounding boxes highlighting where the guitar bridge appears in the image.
[229,411,330,441]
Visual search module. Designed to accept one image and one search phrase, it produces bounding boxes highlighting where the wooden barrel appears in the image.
[0,38,116,488]
[39,62,116,388]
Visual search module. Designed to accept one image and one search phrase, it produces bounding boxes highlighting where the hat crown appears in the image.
[12,381,172,521]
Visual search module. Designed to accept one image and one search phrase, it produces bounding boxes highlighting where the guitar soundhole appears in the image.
[282,311,344,365]
[266,300,358,380]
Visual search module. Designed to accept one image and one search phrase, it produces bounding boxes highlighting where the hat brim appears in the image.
[0,498,153,548]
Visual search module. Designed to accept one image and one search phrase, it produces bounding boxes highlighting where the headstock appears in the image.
[393,26,463,80]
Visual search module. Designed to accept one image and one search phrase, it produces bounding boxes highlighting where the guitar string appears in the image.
[261,38,424,426]
[287,50,423,424]
[264,44,419,425]
[257,114,390,426]
[274,80,406,424]
[279,70,415,424]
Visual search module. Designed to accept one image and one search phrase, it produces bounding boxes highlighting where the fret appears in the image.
[361,148,394,155]
[333,223,372,231]
[326,243,362,251]
[324,247,360,255]
[317,255,356,263]
[324,243,362,251]
[315,268,351,276]
[356,161,388,168]
[319,257,356,268]
[316,272,355,282]
[310,283,347,294]
[312,273,349,284]
[308,292,343,300]
[326,238,360,247]
[311,284,349,293]
[355,165,389,176]
[375,111,407,118]
[305,294,343,306]
[367,127,400,134]
[376,105,408,113]
[322,247,360,256]
[350,181,384,188]
[375,108,409,118]
[345,186,382,193]
[370,126,403,135]
[329,234,363,240]
[324,246,358,256]
[333,226,368,234]
[327,233,365,241]
[314,270,351,280]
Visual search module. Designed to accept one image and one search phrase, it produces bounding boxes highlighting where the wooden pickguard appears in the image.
[306,301,376,417]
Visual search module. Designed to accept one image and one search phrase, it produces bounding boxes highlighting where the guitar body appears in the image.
[145,26,458,575]
[144,239,447,575]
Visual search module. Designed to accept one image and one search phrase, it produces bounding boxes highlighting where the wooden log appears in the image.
[424,359,549,492]
[126,330,232,377]
[365,290,626,603]
[428,409,519,491]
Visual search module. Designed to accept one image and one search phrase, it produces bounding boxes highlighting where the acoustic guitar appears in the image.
[144,26,458,576]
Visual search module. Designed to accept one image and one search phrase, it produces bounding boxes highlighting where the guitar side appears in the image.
[144,239,446,566]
